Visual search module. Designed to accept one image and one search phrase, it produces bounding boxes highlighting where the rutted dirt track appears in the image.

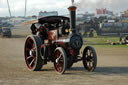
[0,25,128,85]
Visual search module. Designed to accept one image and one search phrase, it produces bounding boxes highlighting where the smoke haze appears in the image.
[75,0,128,13]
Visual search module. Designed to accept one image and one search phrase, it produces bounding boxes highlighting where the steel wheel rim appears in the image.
[25,37,36,70]
[54,50,64,73]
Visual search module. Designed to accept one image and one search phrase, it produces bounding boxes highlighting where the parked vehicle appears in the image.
[0,26,12,38]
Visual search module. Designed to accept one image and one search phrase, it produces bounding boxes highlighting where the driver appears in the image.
[39,23,49,40]
[61,20,70,35]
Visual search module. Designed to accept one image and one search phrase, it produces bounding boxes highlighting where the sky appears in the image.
[0,0,128,17]
[0,0,72,17]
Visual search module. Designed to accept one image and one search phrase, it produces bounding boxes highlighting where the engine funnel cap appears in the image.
[68,6,77,11]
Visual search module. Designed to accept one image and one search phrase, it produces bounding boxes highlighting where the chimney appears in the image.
[68,6,77,33]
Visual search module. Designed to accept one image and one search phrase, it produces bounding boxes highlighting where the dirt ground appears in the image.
[0,25,128,85]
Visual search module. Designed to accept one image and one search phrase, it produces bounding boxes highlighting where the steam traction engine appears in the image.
[24,6,97,74]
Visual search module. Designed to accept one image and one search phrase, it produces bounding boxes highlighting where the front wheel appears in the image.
[54,47,67,74]
[82,46,97,72]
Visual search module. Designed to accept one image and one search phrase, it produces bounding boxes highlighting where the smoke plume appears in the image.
[75,0,128,13]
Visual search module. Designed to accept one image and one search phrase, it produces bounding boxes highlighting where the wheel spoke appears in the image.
[85,52,88,58]
[27,56,33,60]
[90,52,93,57]
[29,59,35,66]
[33,47,36,50]
[28,39,33,45]
[89,62,91,67]
[56,52,63,63]
[89,62,93,69]
[86,50,91,57]
[88,50,90,56]
[56,51,60,58]
[90,57,94,62]
[26,48,31,51]
[56,64,61,72]
[59,53,62,59]
[57,63,62,68]
[89,51,92,57]
[58,53,62,62]
[32,44,36,49]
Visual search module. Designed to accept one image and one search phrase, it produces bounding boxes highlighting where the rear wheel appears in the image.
[54,47,67,74]
[83,46,97,72]
[24,35,44,71]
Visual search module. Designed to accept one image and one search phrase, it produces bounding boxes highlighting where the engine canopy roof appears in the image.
[38,16,69,24]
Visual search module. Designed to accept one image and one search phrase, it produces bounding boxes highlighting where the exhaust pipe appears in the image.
[68,6,77,34]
